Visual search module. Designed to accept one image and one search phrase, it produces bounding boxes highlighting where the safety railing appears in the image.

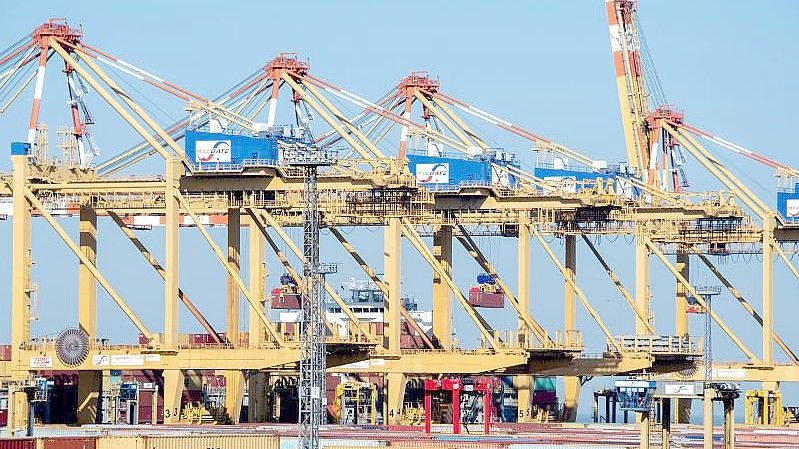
[609,334,702,355]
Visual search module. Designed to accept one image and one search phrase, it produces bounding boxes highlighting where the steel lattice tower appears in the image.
[284,142,335,449]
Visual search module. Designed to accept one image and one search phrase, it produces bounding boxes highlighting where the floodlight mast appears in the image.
[283,142,336,449]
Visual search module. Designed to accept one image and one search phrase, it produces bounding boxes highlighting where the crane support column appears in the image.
[675,252,689,336]
[563,234,580,422]
[225,208,244,423]
[432,225,453,349]
[227,208,241,345]
[9,151,32,433]
[247,216,267,422]
[518,220,531,344]
[163,158,180,348]
[77,204,101,424]
[162,370,184,424]
[384,218,402,353]
[78,204,97,338]
[385,372,405,426]
[762,219,774,366]
[247,216,265,346]
[675,251,692,423]
[635,232,651,334]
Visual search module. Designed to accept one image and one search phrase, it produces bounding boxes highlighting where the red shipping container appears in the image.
[0,345,11,361]
[0,439,36,449]
[41,437,96,449]
[272,289,301,309]
[468,287,504,308]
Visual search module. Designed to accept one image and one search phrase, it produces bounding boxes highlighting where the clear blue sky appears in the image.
[1,1,798,421]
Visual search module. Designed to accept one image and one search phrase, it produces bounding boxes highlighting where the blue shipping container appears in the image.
[777,183,799,223]
[184,130,279,168]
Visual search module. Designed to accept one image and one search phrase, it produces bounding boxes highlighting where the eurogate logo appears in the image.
[415,163,449,183]
[195,140,232,163]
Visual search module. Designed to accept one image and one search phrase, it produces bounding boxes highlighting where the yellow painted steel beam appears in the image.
[517,219,531,343]
[414,91,479,149]
[675,252,689,336]
[432,225,454,349]
[175,194,284,346]
[384,218,402,352]
[762,216,775,366]
[107,211,224,343]
[454,223,551,344]
[695,249,798,364]
[665,123,772,220]
[78,205,97,339]
[251,209,375,342]
[327,226,435,349]
[280,74,377,163]
[48,40,172,163]
[227,208,242,346]
[246,210,337,337]
[0,71,36,114]
[532,229,623,353]
[645,239,759,363]
[164,158,180,348]
[581,234,656,335]
[431,95,491,150]
[564,234,577,338]
[74,46,191,166]
[22,187,154,340]
[298,77,387,159]
[635,230,652,335]
[247,216,266,348]
[10,155,31,380]
[400,219,500,351]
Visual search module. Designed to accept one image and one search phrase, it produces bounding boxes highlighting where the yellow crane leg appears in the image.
[162,370,185,424]
[247,215,266,348]
[384,218,402,352]
[432,225,454,349]
[634,231,651,335]
[385,372,405,425]
[9,154,30,434]
[563,234,579,422]
[224,208,244,423]
[77,204,101,425]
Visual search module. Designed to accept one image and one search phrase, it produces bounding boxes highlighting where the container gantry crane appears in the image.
[0,6,798,434]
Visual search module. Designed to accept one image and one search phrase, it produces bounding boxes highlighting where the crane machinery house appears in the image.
[407,149,519,190]
[184,125,309,171]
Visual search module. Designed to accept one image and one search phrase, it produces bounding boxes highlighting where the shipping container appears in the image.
[185,130,280,170]
[467,287,504,308]
[41,437,97,449]
[0,439,36,449]
[142,434,279,449]
[0,345,11,361]
[96,437,143,449]
[271,288,301,309]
